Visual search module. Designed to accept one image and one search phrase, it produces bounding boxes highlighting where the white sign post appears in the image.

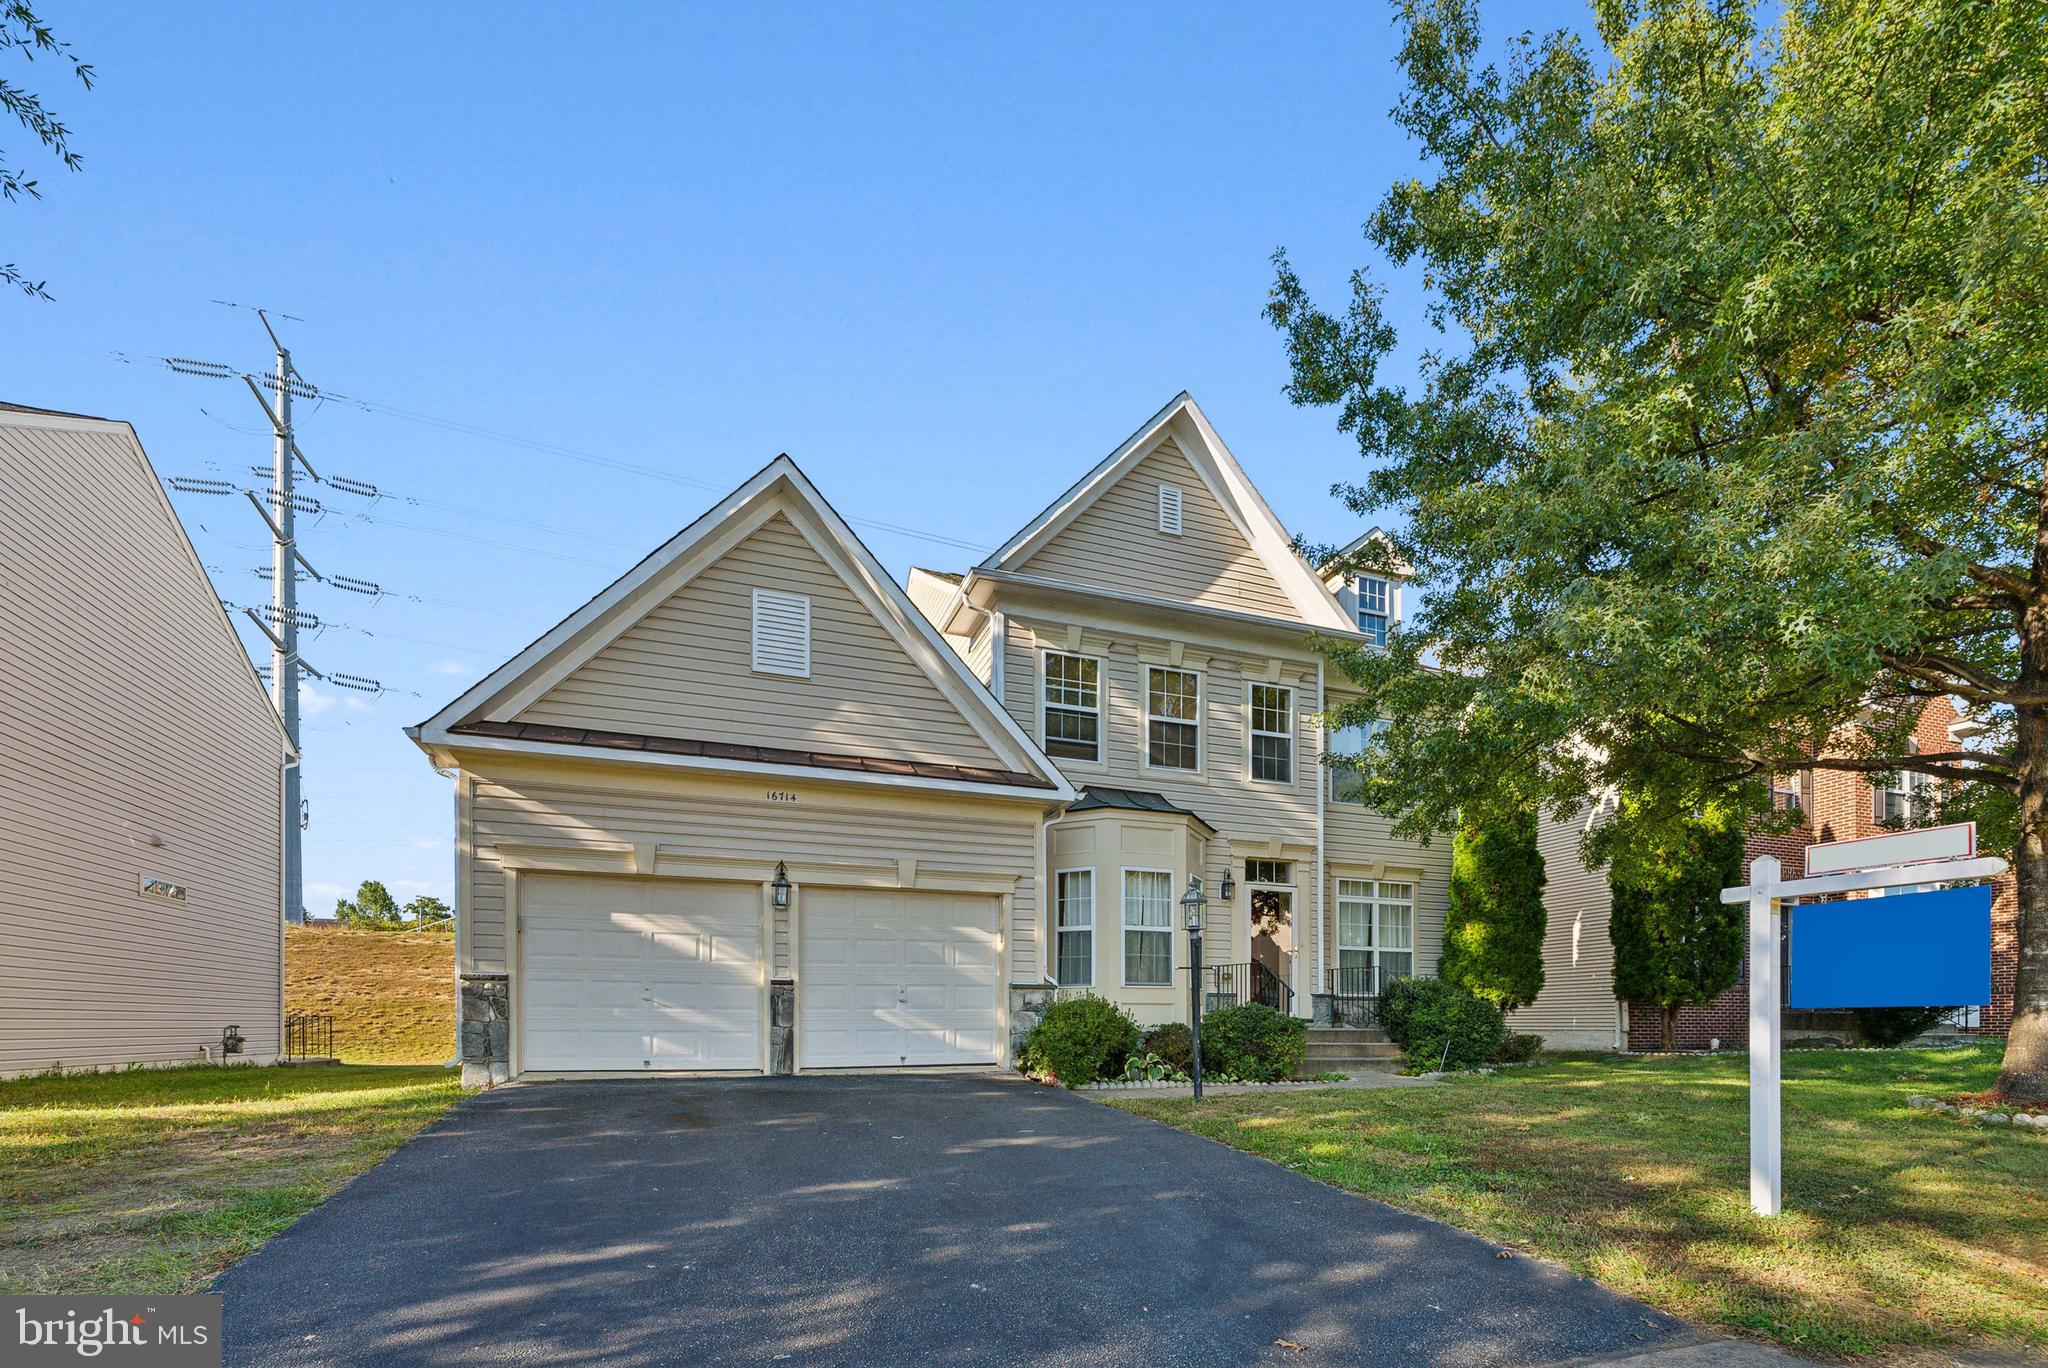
[1720,823,2003,1218]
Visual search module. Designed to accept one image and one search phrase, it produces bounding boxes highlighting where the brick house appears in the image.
[1516,695,2019,1051]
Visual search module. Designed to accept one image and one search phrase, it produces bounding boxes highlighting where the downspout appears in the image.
[989,609,1007,705]
[1314,656,1326,1021]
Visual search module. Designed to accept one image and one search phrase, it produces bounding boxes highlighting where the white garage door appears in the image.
[800,888,1000,1069]
[522,875,762,1072]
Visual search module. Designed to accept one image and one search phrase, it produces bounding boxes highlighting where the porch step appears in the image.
[1296,1055,1405,1078]
[1305,1026,1389,1043]
[1303,1042,1402,1062]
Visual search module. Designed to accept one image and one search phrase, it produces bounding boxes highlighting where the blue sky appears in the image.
[5,2,1585,914]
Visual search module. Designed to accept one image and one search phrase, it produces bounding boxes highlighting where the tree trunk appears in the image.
[1998,697,2048,1101]
[1661,1005,1677,1052]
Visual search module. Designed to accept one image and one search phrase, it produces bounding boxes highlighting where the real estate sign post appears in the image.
[1721,823,2001,1217]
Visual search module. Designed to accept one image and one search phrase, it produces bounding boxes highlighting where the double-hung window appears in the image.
[1326,721,1387,804]
[1042,652,1101,762]
[1248,683,1293,784]
[1334,879,1414,993]
[1122,869,1173,986]
[1054,869,1094,987]
[1876,741,1928,825]
[1146,667,1200,771]
[1357,576,1390,646]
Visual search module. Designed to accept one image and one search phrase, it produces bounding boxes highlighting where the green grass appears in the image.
[0,1063,465,1294]
[1112,1044,2047,1361]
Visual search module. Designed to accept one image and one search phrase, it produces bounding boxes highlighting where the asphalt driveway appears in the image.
[216,1075,1693,1366]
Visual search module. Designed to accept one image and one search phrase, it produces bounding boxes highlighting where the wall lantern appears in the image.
[772,861,791,910]
[1218,869,1236,901]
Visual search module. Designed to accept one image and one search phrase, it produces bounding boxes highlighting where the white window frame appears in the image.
[1326,720,1385,805]
[1246,681,1294,786]
[1876,741,1927,825]
[1120,866,1175,988]
[1144,665,1202,774]
[1334,877,1415,987]
[1053,867,1095,988]
[1357,575,1390,646]
[750,588,812,677]
[1157,483,1184,536]
[1040,649,1105,765]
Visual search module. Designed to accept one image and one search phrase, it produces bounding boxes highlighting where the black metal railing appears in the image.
[1204,961,1295,1014]
[1321,964,1412,1027]
[284,1012,333,1061]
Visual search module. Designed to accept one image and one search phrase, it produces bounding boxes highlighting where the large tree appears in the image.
[2,1,91,298]
[1441,807,1548,1011]
[1269,0,2048,1098]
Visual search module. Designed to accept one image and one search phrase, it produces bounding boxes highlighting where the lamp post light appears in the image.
[1181,875,1208,1100]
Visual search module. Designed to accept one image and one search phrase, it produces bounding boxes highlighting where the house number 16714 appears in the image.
[765,791,798,804]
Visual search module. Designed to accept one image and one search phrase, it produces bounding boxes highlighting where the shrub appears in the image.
[1853,1006,1957,1048]
[1020,996,1140,1086]
[1142,1022,1193,1076]
[1492,1032,1542,1064]
[1441,808,1547,1011]
[1199,1003,1307,1082]
[1379,977,1506,1071]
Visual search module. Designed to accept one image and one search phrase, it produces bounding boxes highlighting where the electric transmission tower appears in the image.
[162,308,385,924]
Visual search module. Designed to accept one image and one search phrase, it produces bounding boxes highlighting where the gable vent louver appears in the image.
[1157,483,1184,536]
[751,588,812,677]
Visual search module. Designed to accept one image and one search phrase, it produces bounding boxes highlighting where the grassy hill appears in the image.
[284,924,455,1064]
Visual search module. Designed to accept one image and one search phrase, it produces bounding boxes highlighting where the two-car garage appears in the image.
[517,873,1002,1074]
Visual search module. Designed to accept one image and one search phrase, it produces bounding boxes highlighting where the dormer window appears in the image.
[1156,484,1183,536]
[1358,576,1390,646]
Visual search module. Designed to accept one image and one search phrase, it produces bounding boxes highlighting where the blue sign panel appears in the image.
[1788,884,1992,1009]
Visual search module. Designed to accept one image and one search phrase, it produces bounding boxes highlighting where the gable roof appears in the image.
[977,393,1355,634]
[409,455,1074,802]
[0,402,292,754]
[1319,526,1415,583]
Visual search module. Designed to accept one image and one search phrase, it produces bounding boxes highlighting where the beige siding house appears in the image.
[415,395,1454,1083]
[1,403,291,1076]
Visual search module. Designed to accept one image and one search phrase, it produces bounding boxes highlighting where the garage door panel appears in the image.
[799,888,1000,1069]
[521,875,762,1072]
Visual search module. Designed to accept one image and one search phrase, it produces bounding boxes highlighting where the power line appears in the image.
[127,347,994,554]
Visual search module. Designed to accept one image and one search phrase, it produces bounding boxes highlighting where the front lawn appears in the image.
[0,1064,464,1294]
[1112,1044,2046,1361]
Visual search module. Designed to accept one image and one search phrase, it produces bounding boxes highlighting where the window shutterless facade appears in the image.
[1248,682,1293,784]
[1121,868,1174,986]
[1041,651,1102,762]
[1357,576,1389,646]
[1145,667,1201,771]
[1326,721,1386,804]
[1053,868,1094,987]
[1334,878,1415,991]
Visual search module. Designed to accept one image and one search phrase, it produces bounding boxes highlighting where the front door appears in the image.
[1249,887,1294,1009]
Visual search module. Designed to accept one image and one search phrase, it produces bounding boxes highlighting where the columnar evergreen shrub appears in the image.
[1600,797,1747,1050]
[1441,807,1548,1011]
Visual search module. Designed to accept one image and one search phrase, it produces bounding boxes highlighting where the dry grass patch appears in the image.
[286,923,454,1063]
[1113,1045,2047,1362]
[0,1064,463,1294]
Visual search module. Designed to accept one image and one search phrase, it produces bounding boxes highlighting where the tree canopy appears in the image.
[1270,0,2047,1097]
[2,1,91,298]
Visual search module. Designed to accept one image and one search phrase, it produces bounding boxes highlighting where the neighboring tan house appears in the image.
[1513,696,2019,1051]
[0,402,293,1076]
[411,393,1450,1083]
